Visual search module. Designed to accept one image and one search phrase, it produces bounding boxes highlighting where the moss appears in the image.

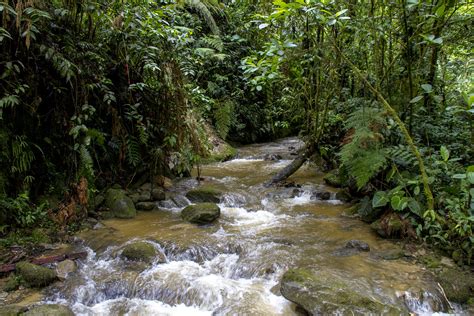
[104,188,136,219]
[23,304,74,316]
[0,305,25,316]
[323,169,343,187]
[16,261,57,287]
[423,255,441,269]
[202,143,237,164]
[181,203,220,224]
[185,186,223,203]
[121,242,157,263]
[3,275,21,292]
[437,268,474,304]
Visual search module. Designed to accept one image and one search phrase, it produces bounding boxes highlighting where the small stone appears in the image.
[311,191,331,200]
[171,195,190,208]
[140,183,152,191]
[345,240,370,251]
[55,260,77,281]
[138,192,151,202]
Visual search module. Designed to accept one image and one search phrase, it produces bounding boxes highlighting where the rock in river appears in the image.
[185,186,223,203]
[16,261,57,287]
[24,304,74,316]
[105,188,136,218]
[181,203,220,224]
[280,268,405,315]
[121,242,162,263]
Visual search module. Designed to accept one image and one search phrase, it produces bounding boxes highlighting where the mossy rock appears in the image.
[16,262,57,288]
[437,268,474,304]
[181,203,220,224]
[323,169,343,187]
[202,142,237,163]
[3,275,20,292]
[280,268,405,315]
[121,242,158,263]
[136,202,156,211]
[104,188,136,219]
[185,186,223,203]
[23,304,74,316]
[0,305,26,316]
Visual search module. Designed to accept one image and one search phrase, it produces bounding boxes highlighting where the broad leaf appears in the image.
[372,191,388,208]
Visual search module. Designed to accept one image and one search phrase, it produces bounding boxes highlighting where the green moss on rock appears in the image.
[437,268,474,304]
[121,242,157,263]
[0,305,25,316]
[202,143,237,164]
[181,203,220,224]
[280,268,406,315]
[185,186,223,203]
[16,262,57,287]
[3,275,20,292]
[23,304,74,316]
[323,169,343,187]
[104,188,136,219]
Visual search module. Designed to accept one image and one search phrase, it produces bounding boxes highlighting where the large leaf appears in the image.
[440,145,449,162]
[372,191,389,208]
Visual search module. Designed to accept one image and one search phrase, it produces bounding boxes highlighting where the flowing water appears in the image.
[44,138,461,315]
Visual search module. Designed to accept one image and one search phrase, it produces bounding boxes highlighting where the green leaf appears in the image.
[256,85,262,91]
[440,145,449,162]
[258,23,269,29]
[410,95,423,103]
[467,172,474,184]
[452,174,466,179]
[372,191,389,208]
[433,37,443,45]
[421,84,433,93]
[414,186,420,195]
[408,199,422,216]
[435,4,446,17]
[391,195,402,211]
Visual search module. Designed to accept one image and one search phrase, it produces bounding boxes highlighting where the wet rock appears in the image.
[323,169,343,187]
[436,268,474,304]
[16,262,57,287]
[264,153,282,161]
[311,190,331,200]
[158,200,178,209]
[181,203,220,224]
[140,182,152,191]
[185,186,223,203]
[280,269,403,315]
[129,193,140,204]
[104,188,136,219]
[376,249,404,260]
[333,240,370,257]
[92,194,105,209]
[55,260,77,280]
[154,175,173,189]
[151,188,166,201]
[121,242,161,263]
[335,189,352,202]
[345,240,370,251]
[171,195,190,208]
[136,202,156,211]
[24,304,74,316]
[138,191,152,202]
[0,305,26,315]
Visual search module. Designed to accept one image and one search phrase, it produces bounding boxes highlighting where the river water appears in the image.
[44,138,460,315]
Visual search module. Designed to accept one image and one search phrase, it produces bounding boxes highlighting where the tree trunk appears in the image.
[264,146,314,187]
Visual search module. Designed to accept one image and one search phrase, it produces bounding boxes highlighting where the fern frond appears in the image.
[213,100,233,139]
[200,35,223,52]
[126,137,141,167]
[384,145,418,167]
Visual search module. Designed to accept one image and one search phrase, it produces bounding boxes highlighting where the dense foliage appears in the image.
[0,0,472,263]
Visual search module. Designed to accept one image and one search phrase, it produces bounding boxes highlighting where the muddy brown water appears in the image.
[40,138,463,315]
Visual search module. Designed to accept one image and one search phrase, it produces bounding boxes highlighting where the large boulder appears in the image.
[121,242,163,263]
[105,188,136,219]
[181,203,220,224]
[24,304,74,316]
[0,305,26,316]
[436,268,474,304]
[280,269,404,315]
[16,262,57,287]
[185,186,223,203]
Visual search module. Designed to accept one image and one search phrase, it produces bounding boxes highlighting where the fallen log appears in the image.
[264,145,315,187]
[0,251,88,274]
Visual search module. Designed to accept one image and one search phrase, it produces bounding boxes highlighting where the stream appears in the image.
[43,138,461,315]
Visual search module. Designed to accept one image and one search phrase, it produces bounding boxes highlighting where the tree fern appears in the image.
[181,0,220,35]
[340,107,388,189]
[384,145,418,167]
